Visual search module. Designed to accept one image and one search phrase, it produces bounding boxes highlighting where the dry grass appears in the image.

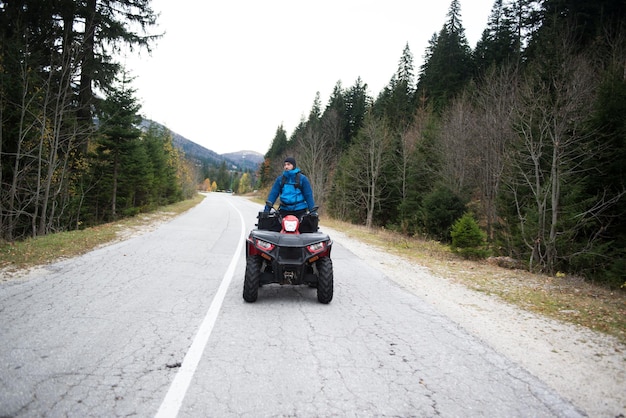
[0,194,204,275]
[321,218,626,345]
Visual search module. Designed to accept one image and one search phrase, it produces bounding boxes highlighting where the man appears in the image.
[265,157,315,217]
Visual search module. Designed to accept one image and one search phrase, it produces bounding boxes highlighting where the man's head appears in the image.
[284,157,296,170]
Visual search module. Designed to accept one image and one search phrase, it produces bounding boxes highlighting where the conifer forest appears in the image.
[1,0,625,287]
[0,0,201,241]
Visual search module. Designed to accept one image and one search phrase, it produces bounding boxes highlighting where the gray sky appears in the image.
[124,0,495,155]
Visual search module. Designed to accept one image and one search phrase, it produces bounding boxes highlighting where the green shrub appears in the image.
[450,213,489,259]
[421,185,466,242]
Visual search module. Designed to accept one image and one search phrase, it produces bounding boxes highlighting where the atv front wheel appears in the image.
[243,255,262,302]
[316,257,334,304]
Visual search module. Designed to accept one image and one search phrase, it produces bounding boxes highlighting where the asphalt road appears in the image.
[0,193,584,417]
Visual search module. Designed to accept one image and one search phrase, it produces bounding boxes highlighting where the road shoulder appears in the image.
[326,226,626,418]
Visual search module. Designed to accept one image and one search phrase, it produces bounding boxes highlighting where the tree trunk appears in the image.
[77,0,96,128]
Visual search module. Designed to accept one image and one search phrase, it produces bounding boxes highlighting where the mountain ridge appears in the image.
[141,119,264,171]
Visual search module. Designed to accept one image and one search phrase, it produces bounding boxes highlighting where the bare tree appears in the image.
[296,109,341,211]
[35,44,83,236]
[397,115,420,203]
[472,65,519,240]
[394,105,434,233]
[507,48,600,273]
[439,91,477,195]
[4,50,42,239]
[340,114,392,229]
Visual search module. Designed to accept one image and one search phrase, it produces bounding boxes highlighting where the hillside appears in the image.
[222,150,265,171]
[142,119,263,171]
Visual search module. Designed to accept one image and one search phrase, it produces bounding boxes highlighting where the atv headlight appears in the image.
[283,219,298,232]
[256,239,275,251]
[307,241,326,254]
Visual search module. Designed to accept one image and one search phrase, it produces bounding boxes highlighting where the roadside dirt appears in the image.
[325,226,626,418]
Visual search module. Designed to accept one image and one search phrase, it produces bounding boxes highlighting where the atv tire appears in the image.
[316,257,334,304]
[243,255,262,302]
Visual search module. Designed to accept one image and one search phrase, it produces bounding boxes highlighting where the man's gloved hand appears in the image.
[309,210,318,217]
[264,205,271,212]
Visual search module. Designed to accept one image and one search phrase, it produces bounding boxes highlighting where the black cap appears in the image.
[284,157,296,167]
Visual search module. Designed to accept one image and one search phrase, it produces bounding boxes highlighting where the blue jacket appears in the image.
[266,168,315,212]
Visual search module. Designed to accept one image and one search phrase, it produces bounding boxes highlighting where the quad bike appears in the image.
[243,207,334,304]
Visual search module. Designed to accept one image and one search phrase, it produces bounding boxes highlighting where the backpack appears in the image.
[280,172,301,191]
[280,172,304,206]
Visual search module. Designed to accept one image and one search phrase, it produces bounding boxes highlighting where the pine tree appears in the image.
[143,123,181,205]
[416,0,473,112]
[265,125,289,160]
[324,81,349,145]
[450,212,489,259]
[375,43,417,129]
[343,77,371,148]
[261,125,289,187]
[76,0,159,127]
[473,0,518,76]
[508,0,539,58]
[308,91,322,122]
[94,74,142,219]
[215,161,230,191]
[119,137,152,213]
[369,44,421,226]
[536,0,626,53]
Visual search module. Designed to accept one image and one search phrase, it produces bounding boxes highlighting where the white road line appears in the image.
[155,198,246,418]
